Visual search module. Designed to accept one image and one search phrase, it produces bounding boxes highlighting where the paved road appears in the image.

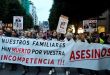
[0,64,110,75]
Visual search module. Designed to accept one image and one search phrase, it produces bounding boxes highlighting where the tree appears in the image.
[48,4,61,30]
[24,14,33,30]
[0,0,33,29]
[48,0,109,30]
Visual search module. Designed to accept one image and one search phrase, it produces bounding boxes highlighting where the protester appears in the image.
[4,28,12,37]
[49,31,64,75]
[64,32,74,42]
[19,31,25,38]
[10,30,18,71]
[51,31,57,41]
[99,32,106,44]
[21,31,32,75]
[0,28,12,70]
[48,31,57,75]
[77,33,88,43]
[106,34,110,44]
[37,30,44,39]
[11,30,18,37]
[0,29,5,70]
[0,29,4,36]
[64,32,75,75]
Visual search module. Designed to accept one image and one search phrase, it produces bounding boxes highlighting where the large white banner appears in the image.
[0,37,110,70]
[56,15,69,34]
[13,16,23,30]
[83,20,97,32]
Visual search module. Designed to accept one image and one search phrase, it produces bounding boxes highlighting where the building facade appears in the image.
[29,1,38,26]
[98,10,110,33]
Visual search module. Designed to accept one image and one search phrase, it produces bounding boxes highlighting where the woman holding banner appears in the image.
[64,32,75,75]
[49,31,65,75]
[0,29,5,70]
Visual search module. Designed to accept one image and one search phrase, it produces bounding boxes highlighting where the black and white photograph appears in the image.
[89,23,97,28]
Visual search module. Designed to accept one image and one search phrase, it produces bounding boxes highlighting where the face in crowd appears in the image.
[75,34,79,40]
[52,31,57,37]
[27,31,32,38]
[0,29,3,35]
[38,30,44,38]
[6,28,12,33]
[102,32,106,37]
[12,30,17,37]
[57,33,61,38]
[95,38,100,43]
[79,33,85,41]
[24,31,28,37]
[65,33,73,41]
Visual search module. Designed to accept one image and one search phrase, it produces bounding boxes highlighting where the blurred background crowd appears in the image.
[0,25,110,75]
[0,26,110,44]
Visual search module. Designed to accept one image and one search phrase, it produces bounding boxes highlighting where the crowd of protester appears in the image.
[0,25,110,75]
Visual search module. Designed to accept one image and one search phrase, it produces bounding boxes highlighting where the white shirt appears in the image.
[64,38,75,42]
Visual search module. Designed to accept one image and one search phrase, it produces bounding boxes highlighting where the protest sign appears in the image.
[57,15,69,34]
[13,16,23,30]
[83,20,97,32]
